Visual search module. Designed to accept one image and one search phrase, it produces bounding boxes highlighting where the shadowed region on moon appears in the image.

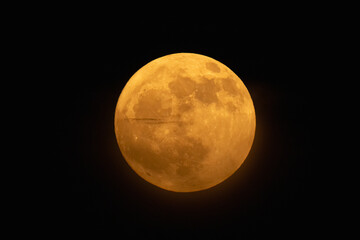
[221,77,240,95]
[205,61,221,73]
[133,89,172,119]
[115,53,255,192]
[168,76,196,99]
[169,75,220,105]
[194,77,219,104]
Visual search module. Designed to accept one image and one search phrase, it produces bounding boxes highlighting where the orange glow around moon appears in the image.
[114,53,255,192]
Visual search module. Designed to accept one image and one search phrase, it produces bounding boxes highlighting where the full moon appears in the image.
[114,53,255,192]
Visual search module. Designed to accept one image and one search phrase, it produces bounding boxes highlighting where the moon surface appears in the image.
[114,53,255,192]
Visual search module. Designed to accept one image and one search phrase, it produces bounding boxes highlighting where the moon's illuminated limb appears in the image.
[114,53,255,192]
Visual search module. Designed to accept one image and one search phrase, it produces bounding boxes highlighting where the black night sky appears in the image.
[47,16,315,238]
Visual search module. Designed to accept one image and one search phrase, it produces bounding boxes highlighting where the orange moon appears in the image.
[114,53,255,192]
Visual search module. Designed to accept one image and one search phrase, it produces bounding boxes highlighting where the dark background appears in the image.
[47,17,315,238]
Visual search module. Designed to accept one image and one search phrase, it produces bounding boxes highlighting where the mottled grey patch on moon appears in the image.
[150,65,167,80]
[205,62,220,73]
[226,102,237,112]
[176,165,191,176]
[194,78,219,104]
[168,75,196,98]
[221,77,240,96]
[134,89,172,119]
[169,75,221,105]
[178,101,193,112]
